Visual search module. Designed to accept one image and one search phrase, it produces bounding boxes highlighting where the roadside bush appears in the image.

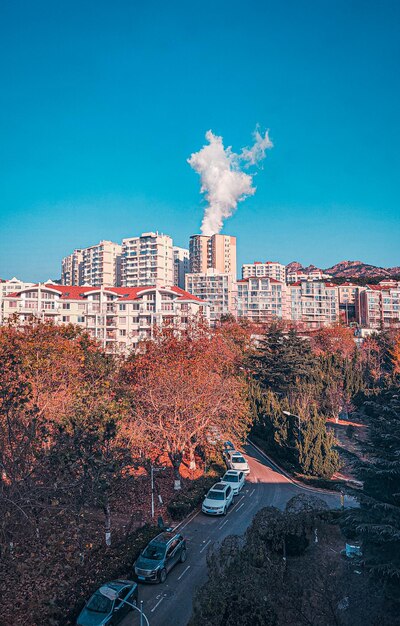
[168,474,222,520]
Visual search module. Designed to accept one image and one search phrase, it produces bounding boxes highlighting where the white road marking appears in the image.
[236,502,245,512]
[218,518,230,530]
[151,594,166,613]
[230,495,245,511]
[249,488,256,496]
[177,565,191,580]
[174,508,201,531]
[199,539,211,553]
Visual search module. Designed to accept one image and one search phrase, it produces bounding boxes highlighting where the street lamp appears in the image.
[99,587,150,626]
[283,410,301,440]
[151,465,166,519]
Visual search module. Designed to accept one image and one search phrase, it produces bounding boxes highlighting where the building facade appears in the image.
[0,277,35,323]
[185,269,236,325]
[2,284,208,352]
[241,261,286,282]
[286,269,332,283]
[357,283,400,329]
[289,281,339,328]
[189,234,236,277]
[173,246,190,289]
[61,249,83,285]
[121,232,173,288]
[237,277,289,323]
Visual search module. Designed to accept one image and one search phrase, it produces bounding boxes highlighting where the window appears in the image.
[119,329,127,337]
[119,316,127,324]
[62,316,70,322]
[132,317,139,324]
[77,316,85,323]
[119,304,126,311]
[62,303,70,310]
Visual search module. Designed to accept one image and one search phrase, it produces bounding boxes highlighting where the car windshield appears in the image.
[224,474,238,482]
[207,491,225,500]
[142,541,166,560]
[86,592,112,614]
[232,456,245,464]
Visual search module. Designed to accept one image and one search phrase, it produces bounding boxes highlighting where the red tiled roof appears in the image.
[237,277,283,284]
[5,284,206,304]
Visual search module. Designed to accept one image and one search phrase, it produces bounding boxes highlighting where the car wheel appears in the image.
[159,568,167,583]
[180,548,187,563]
[223,506,227,516]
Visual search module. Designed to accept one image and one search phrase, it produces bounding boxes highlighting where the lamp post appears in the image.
[151,465,166,519]
[283,410,301,440]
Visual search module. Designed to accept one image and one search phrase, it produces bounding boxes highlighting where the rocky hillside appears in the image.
[287,260,399,279]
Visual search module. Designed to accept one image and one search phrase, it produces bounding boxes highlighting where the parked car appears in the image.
[220,469,245,495]
[202,482,234,515]
[76,580,138,626]
[224,450,250,474]
[134,531,187,583]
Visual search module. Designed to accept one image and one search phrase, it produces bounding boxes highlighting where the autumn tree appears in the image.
[121,324,251,489]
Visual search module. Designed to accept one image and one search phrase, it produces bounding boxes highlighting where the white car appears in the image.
[220,470,245,495]
[202,482,234,516]
[225,451,250,474]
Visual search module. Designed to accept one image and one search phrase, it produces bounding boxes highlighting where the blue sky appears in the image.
[1,0,399,281]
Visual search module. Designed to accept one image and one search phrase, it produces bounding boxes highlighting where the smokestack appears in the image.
[188,128,273,236]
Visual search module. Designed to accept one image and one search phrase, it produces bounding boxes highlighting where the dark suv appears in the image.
[134,531,187,583]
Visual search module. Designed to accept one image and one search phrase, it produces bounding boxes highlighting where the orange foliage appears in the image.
[310,325,356,359]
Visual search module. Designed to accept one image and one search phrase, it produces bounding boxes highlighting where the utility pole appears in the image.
[151,465,165,518]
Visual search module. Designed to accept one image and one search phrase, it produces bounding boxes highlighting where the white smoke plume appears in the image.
[187,128,273,236]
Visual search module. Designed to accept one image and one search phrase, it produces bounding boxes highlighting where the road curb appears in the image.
[247,438,339,497]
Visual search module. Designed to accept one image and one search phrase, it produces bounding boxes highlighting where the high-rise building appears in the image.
[61,249,83,285]
[237,277,289,323]
[241,261,286,282]
[185,268,237,325]
[121,232,173,287]
[81,241,122,287]
[173,246,190,289]
[189,235,210,273]
[189,234,237,277]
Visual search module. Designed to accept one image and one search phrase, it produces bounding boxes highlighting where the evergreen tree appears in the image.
[343,386,400,601]
[297,405,340,478]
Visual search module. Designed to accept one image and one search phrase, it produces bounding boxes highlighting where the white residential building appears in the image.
[185,269,236,325]
[2,284,209,352]
[82,241,122,287]
[173,246,190,289]
[287,269,332,283]
[121,232,173,287]
[237,277,289,323]
[289,281,339,328]
[0,277,35,323]
[61,249,83,285]
[241,261,286,283]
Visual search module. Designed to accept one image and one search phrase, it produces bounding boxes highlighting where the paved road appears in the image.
[121,441,351,626]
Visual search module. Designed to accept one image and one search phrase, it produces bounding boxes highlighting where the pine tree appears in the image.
[344,386,400,600]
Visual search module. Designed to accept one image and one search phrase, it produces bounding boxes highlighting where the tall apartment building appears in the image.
[61,249,83,285]
[189,234,237,277]
[237,277,289,323]
[62,241,122,287]
[2,283,209,352]
[242,261,286,282]
[185,268,237,325]
[121,232,173,287]
[173,246,190,289]
[357,283,400,329]
[289,281,339,328]
[82,241,122,287]
[337,283,361,323]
